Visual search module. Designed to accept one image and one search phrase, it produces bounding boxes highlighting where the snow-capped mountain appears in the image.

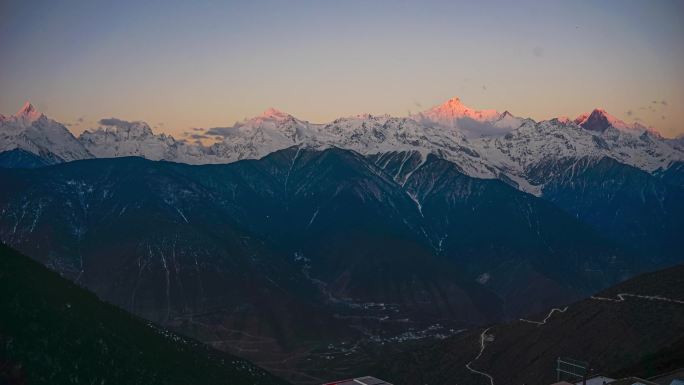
[416,96,500,123]
[204,107,501,180]
[471,109,684,192]
[2,98,682,195]
[412,97,527,138]
[574,108,655,135]
[206,108,323,162]
[79,118,215,164]
[79,109,322,164]
[0,102,92,164]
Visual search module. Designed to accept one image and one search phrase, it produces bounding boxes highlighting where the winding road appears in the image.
[591,293,684,304]
[465,327,495,385]
[519,306,569,325]
[463,292,683,385]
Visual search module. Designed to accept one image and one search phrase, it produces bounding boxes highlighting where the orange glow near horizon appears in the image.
[1,1,682,138]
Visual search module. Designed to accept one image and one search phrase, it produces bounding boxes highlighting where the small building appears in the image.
[323,376,393,385]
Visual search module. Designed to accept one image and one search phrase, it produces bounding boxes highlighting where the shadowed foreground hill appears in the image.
[0,243,289,385]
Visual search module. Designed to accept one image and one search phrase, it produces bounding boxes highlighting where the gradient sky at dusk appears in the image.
[1,0,683,137]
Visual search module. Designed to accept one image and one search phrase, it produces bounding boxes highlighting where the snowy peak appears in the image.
[418,97,501,124]
[493,110,526,130]
[78,117,225,164]
[575,108,656,135]
[14,101,43,123]
[441,96,467,110]
[236,108,311,133]
[231,108,302,130]
[0,101,45,125]
[205,108,318,162]
[94,118,155,139]
[573,112,589,125]
[18,101,37,115]
[78,118,194,162]
[412,97,524,138]
[574,108,615,132]
[554,116,572,124]
[261,107,290,120]
[0,102,91,163]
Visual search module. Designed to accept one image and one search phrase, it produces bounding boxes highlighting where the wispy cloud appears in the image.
[99,117,135,129]
[205,126,239,138]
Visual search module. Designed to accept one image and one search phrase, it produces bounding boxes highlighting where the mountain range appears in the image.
[2,98,683,195]
[1,98,683,383]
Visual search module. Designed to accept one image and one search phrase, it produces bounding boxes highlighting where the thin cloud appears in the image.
[99,117,135,129]
[205,126,240,138]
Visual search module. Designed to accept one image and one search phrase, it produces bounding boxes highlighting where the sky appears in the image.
[1,0,683,137]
